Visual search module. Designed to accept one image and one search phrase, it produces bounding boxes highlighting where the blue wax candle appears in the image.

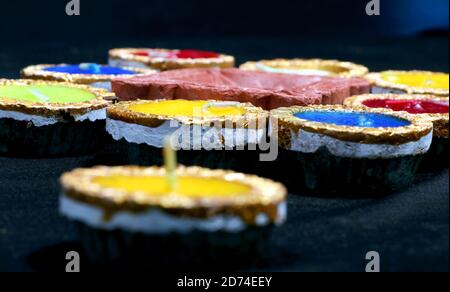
[295,111,411,128]
[44,64,136,75]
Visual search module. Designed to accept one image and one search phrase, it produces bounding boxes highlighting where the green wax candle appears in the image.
[0,85,96,103]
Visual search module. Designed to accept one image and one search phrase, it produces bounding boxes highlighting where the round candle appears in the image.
[44,64,136,75]
[0,85,96,103]
[92,175,252,198]
[381,72,449,90]
[128,100,246,117]
[363,99,449,114]
[133,49,220,59]
[295,111,411,128]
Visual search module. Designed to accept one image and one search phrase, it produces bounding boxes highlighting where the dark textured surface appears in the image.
[74,221,272,271]
[0,153,448,272]
[420,138,450,171]
[0,119,107,157]
[0,36,448,272]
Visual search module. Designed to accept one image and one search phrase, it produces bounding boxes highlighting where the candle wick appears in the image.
[163,136,178,193]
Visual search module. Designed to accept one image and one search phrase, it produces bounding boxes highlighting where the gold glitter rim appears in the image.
[109,48,235,71]
[271,105,433,147]
[60,166,287,225]
[366,71,449,96]
[21,64,156,85]
[0,79,112,117]
[344,94,449,138]
[107,99,269,129]
[240,59,369,78]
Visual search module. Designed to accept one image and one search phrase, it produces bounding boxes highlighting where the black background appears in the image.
[0,0,449,272]
[0,0,449,40]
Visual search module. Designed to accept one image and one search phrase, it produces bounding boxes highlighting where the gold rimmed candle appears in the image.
[59,163,287,267]
[344,94,449,171]
[0,79,111,157]
[105,99,269,174]
[240,59,369,77]
[21,63,155,91]
[366,70,449,97]
[270,104,434,194]
[60,165,286,223]
[108,48,235,71]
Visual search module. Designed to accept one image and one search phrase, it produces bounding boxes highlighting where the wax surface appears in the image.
[128,100,246,117]
[295,111,411,128]
[0,85,96,103]
[275,68,332,76]
[45,64,136,75]
[175,50,220,59]
[381,72,449,90]
[363,99,449,114]
[256,63,332,76]
[133,49,220,59]
[92,175,252,197]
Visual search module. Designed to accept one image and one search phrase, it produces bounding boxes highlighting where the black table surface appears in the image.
[0,36,448,272]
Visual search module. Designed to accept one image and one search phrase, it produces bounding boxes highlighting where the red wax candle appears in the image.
[363,99,449,114]
[175,50,220,59]
[133,49,220,59]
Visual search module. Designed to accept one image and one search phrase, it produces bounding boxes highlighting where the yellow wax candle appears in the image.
[128,100,245,117]
[381,72,449,90]
[92,175,252,198]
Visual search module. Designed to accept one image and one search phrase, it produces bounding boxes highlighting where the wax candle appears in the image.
[345,94,450,171]
[108,48,235,71]
[367,71,449,96]
[0,79,111,157]
[295,110,412,128]
[240,59,369,78]
[59,165,287,267]
[271,105,434,194]
[105,99,268,175]
[21,64,155,91]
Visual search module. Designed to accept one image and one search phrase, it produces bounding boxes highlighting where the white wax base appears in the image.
[0,108,106,127]
[60,195,287,234]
